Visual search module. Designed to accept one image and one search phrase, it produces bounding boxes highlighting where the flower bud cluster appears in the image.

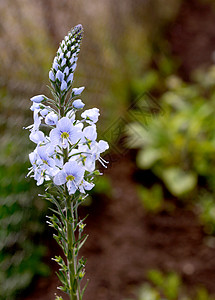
[27,25,109,195]
[49,24,83,96]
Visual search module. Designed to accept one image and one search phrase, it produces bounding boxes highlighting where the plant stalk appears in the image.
[66,196,79,300]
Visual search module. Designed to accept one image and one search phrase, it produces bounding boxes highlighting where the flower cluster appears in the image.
[49,24,83,96]
[27,25,109,195]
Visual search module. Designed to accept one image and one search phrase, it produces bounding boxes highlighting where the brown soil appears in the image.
[22,154,215,300]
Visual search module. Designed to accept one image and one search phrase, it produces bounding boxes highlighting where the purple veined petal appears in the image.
[79,180,95,193]
[64,161,85,181]
[30,131,45,144]
[72,99,85,109]
[69,128,83,145]
[30,95,45,103]
[49,70,55,81]
[83,125,97,141]
[37,146,55,169]
[63,161,79,175]
[50,128,60,145]
[57,117,73,132]
[72,86,85,96]
[61,80,67,91]
[67,181,77,195]
[84,181,95,191]
[37,145,48,159]
[56,70,64,82]
[54,170,67,185]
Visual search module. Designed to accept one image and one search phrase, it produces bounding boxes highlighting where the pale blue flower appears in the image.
[72,87,85,96]
[54,161,85,194]
[81,125,97,146]
[79,179,94,194]
[50,117,82,148]
[72,99,85,109]
[30,95,46,103]
[45,112,58,125]
[30,102,40,111]
[77,140,109,171]
[28,145,57,185]
[29,130,45,144]
[37,145,56,170]
[81,108,100,125]
[40,108,49,117]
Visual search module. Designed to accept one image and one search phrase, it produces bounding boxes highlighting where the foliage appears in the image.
[129,269,215,300]
[0,90,49,300]
[127,65,215,233]
[137,185,164,213]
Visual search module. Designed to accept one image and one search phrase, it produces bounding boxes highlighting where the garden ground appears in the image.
[23,154,215,300]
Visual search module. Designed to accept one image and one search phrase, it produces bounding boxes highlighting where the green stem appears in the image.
[66,196,79,300]
[60,104,81,300]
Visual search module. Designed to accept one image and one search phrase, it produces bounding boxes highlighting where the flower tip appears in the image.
[73,24,83,34]
[71,24,84,41]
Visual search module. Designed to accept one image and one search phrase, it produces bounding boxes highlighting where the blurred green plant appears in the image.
[127,65,215,233]
[137,185,164,213]
[0,89,50,299]
[128,269,215,300]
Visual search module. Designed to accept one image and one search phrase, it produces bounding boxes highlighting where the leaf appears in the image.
[137,148,162,169]
[162,167,197,196]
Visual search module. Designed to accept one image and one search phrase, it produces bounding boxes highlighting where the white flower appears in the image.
[81,108,100,125]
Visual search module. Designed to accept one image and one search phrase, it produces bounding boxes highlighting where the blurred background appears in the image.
[1,0,215,299]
